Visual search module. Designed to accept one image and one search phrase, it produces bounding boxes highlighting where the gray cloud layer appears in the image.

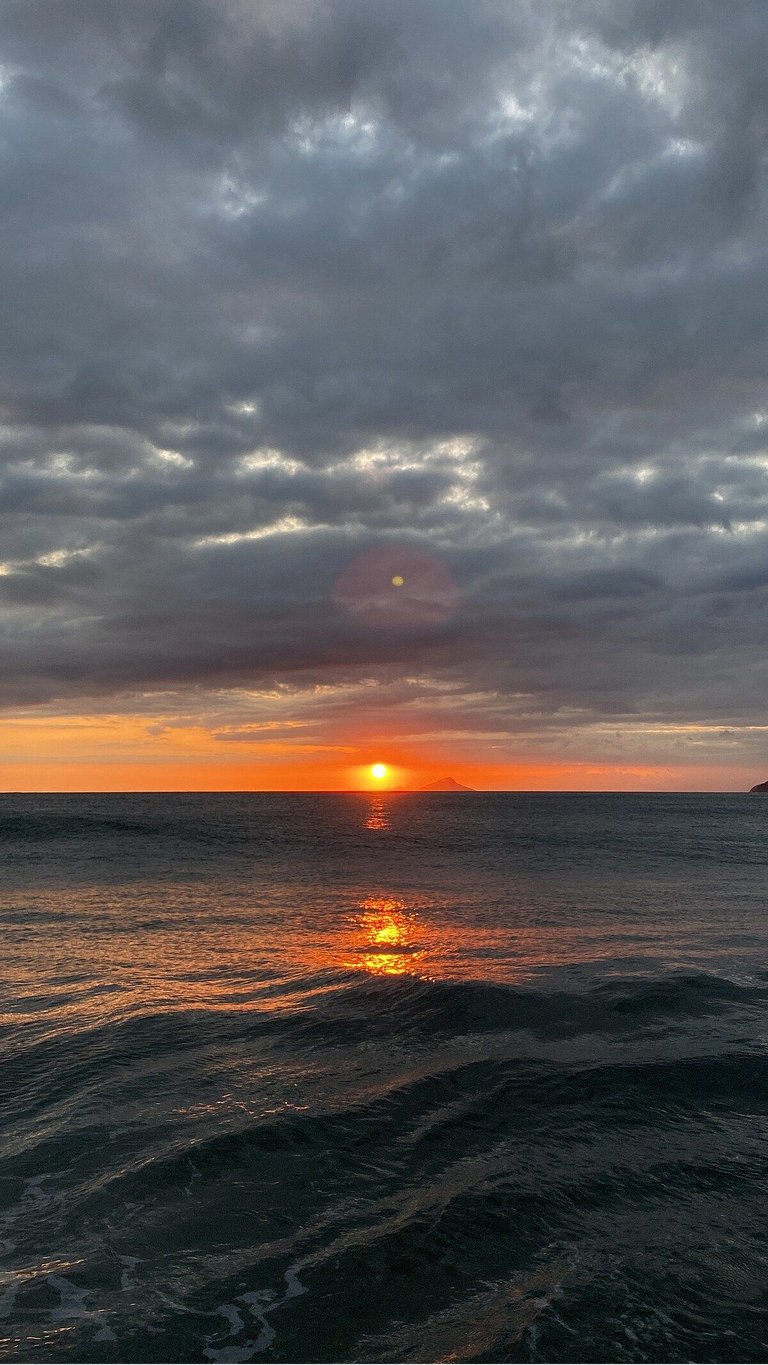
[2,0,768,764]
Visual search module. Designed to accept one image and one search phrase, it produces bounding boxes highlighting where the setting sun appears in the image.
[371,762,388,780]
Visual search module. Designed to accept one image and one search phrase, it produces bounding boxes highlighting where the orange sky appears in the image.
[1,708,761,791]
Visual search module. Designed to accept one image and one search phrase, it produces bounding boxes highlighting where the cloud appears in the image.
[2,0,768,778]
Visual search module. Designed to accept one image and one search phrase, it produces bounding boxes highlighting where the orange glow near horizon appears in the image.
[0,710,761,792]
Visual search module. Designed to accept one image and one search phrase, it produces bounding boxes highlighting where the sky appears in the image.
[3,0,768,791]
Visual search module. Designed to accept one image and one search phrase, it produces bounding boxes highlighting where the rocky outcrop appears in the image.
[750,780,768,792]
[419,777,475,791]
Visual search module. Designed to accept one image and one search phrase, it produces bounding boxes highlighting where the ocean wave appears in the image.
[3,969,766,1087]
[3,1004,768,1362]
[2,968,764,1078]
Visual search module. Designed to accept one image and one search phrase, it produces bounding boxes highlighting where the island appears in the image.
[418,777,475,791]
[749,779,768,792]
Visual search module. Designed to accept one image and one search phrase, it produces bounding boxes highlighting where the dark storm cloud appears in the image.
[3,0,768,747]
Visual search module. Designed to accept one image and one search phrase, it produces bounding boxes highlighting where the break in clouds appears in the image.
[3,0,768,771]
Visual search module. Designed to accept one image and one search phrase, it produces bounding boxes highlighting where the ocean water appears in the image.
[2,793,768,1364]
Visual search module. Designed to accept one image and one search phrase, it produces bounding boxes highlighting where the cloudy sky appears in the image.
[3,0,768,790]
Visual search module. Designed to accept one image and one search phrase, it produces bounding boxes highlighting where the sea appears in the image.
[2,792,768,1364]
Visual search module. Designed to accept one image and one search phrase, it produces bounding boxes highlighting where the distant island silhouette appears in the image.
[749,779,768,792]
[357,776,476,792]
[418,777,475,791]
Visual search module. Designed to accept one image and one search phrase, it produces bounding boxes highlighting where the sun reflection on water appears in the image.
[364,796,391,831]
[4,871,720,1034]
[345,897,427,976]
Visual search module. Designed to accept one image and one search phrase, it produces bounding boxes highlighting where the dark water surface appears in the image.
[2,792,768,1363]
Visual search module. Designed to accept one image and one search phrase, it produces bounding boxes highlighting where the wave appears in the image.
[3,968,766,1081]
[0,812,164,841]
[0,966,762,1065]
[3,966,768,1363]
[3,969,767,1198]
[4,1036,766,1363]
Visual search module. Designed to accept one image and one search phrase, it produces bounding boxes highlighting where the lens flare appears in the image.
[333,546,459,629]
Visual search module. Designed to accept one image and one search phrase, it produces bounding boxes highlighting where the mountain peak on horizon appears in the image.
[418,776,475,791]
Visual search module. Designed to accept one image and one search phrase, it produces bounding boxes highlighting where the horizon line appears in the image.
[0,788,760,796]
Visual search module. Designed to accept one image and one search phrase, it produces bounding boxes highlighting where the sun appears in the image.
[371,762,387,780]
